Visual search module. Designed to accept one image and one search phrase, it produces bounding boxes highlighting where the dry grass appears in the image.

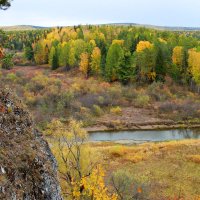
[92,140,200,200]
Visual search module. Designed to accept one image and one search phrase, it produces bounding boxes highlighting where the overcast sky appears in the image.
[0,0,200,27]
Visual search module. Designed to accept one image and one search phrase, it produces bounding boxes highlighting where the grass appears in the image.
[91,140,200,199]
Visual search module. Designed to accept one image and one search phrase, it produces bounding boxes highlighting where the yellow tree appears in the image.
[172,46,184,67]
[90,47,101,75]
[188,48,200,85]
[112,40,124,46]
[136,41,153,52]
[79,52,90,78]
[46,119,117,200]
[33,41,48,64]
[135,41,156,82]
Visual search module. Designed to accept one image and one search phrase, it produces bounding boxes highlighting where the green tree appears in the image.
[118,51,135,84]
[154,41,170,81]
[24,45,34,61]
[105,43,125,81]
[1,53,14,69]
[49,46,59,70]
[135,42,156,82]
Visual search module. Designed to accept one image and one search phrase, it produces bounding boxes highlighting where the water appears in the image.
[88,129,200,143]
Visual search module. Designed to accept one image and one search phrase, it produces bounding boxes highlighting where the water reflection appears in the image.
[89,129,200,143]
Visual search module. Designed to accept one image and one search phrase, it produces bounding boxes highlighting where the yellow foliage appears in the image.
[112,40,124,46]
[47,120,117,199]
[90,47,101,74]
[110,106,122,115]
[71,165,117,200]
[79,52,90,78]
[158,38,167,43]
[188,48,200,84]
[89,39,96,47]
[136,41,153,52]
[24,91,36,105]
[172,46,184,66]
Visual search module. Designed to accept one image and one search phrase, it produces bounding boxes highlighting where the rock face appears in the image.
[0,90,62,200]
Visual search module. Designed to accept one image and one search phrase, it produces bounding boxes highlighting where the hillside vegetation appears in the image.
[0,25,200,199]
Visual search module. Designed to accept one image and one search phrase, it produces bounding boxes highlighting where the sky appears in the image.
[1,0,200,27]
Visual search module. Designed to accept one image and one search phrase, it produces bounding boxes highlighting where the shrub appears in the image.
[78,94,96,108]
[26,73,61,93]
[135,94,150,107]
[24,91,37,106]
[6,73,18,82]
[147,82,171,101]
[110,170,146,200]
[92,105,103,116]
[1,54,14,70]
[122,86,138,101]
[110,106,122,115]
[159,100,200,120]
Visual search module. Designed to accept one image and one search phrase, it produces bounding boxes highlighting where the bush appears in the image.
[92,105,103,116]
[135,94,150,107]
[147,82,171,101]
[110,170,147,200]
[110,106,122,115]
[122,86,138,101]
[159,100,200,120]
[6,73,18,82]
[1,54,14,70]
[26,73,61,93]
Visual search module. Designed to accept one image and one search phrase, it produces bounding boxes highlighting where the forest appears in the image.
[2,25,200,87]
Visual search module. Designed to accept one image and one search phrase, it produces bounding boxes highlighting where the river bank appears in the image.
[85,107,200,132]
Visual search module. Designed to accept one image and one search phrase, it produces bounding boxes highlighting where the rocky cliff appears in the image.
[0,89,62,200]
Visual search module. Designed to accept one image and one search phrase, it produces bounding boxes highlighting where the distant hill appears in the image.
[106,23,200,31]
[1,23,200,32]
[0,25,49,31]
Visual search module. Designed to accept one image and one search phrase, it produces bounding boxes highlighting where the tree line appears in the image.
[3,25,200,86]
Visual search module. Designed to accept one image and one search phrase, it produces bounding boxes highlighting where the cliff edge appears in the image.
[0,89,62,200]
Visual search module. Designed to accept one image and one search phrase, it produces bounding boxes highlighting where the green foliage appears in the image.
[105,43,125,81]
[5,25,200,85]
[6,73,18,82]
[135,94,150,107]
[49,46,59,70]
[24,45,34,61]
[110,170,144,200]
[92,104,103,116]
[1,53,14,69]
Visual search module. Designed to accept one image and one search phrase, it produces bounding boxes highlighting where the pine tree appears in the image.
[49,46,59,70]
[105,43,125,81]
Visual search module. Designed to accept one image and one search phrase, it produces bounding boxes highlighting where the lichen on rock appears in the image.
[0,89,62,200]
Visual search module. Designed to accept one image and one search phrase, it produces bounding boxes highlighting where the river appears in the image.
[88,129,200,143]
